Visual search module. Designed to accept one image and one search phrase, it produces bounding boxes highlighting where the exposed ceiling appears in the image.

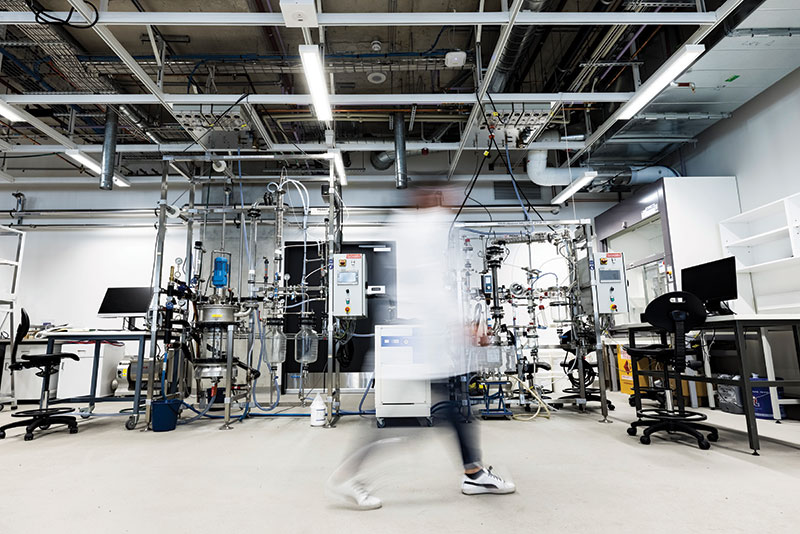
[0,0,794,188]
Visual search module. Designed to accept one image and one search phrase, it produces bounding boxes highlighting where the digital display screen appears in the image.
[599,270,622,282]
[337,271,358,285]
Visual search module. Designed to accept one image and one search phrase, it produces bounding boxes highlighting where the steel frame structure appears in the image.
[0,11,719,27]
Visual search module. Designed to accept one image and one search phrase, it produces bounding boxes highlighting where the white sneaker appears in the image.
[461,467,516,495]
[327,478,383,510]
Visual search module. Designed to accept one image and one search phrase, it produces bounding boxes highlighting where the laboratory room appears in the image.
[1,0,799,532]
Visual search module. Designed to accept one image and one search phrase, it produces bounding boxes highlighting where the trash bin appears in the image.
[751,376,786,420]
[151,398,182,432]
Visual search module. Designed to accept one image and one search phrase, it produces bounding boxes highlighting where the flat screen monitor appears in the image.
[98,287,153,318]
[681,257,737,314]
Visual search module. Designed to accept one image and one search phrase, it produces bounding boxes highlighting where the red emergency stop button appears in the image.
[345,306,351,313]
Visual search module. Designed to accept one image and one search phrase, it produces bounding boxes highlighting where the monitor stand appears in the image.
[124,317,137,331]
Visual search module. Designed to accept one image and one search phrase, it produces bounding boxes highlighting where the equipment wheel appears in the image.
[125,417,137,431]
[707,433,719,442]
[698,440,711,450]
[24,432,34,441]
[376,418,386,429]
[627,427,637,436]
[640,435,651,445]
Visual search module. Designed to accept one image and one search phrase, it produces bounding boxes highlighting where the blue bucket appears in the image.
[751,377,786,420]
[151,399,182,432]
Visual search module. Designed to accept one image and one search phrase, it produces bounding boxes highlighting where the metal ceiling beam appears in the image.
[2,140,583,154]
[0,11,719,27]
[565,0,744,165]
[0,92,632,106]
[66,0,210,152]
[446,0,526,180]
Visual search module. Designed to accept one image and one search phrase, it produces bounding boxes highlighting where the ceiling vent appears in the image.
[493,181,542,201]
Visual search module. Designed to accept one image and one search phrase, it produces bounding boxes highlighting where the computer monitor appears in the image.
[97,287,153,318]
[681,257,738,315]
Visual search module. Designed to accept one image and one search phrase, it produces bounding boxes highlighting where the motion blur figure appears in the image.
[327,189,515,510]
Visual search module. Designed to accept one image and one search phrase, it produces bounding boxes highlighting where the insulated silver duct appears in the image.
[488,0,548,93]
[394,112,408,189]
[100,108,119,191]
[370,122,451,171]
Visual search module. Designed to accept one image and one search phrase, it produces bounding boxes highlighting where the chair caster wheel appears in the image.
[524,405,531,412]
[699,440,711,450]
[426,417,433,427]
[69,427,78,434]
[627,427,637,436]
[607,403,616,411]
[628,397,636,407]
[376,419,386,429]
[125,418,137,431]
[39,424,50,430]
[640,435,651,445]
[0,430,5,439]
[707,433,719,442]
[80,414,90,420]
[552,403,563,410]
[24,433,34,441]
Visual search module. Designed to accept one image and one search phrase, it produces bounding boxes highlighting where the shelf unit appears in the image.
[0,225,26,410]
[720,192,800,313]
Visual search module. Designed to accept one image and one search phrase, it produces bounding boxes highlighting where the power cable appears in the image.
[26,1,99,29]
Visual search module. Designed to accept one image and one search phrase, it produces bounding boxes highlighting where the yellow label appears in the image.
[211,314,222,318]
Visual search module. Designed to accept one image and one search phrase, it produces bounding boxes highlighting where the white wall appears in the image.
[677,66,800,210]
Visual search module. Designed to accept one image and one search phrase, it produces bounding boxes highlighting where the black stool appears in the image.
[0,310,80,441]
[625,292,718,450]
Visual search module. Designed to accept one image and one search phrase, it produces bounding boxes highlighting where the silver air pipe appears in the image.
[394,112,408,190]
[100,107,119,190]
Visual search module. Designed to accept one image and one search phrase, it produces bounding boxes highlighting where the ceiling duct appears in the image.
[394,112,408,190]
[370,123,451,171]
[100,107,119,191]
[488,0,549,93]
[527,130,676,188]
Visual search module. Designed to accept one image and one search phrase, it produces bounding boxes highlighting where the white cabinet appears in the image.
[0,343,58,401]
[56,342,126,399]
[719,192,800,313]
[374,325,431,422]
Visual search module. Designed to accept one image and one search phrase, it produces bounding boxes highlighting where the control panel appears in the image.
[595,252,629,314]
[333,253,367,318]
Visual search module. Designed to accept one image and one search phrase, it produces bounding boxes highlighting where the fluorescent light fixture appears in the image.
[113,173,131,188]
[331,150,347,186]
[0,170,14,183]
[617,44,705,121]
[66,149,131,188]
[551,171,598,205]
[0,101,26,123]
[65,149,102,174]
[299,44,333,122]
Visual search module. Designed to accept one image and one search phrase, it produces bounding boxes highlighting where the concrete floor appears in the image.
[0,393,798,534]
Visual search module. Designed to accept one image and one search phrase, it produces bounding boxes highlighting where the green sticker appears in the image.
[725,75,740,83]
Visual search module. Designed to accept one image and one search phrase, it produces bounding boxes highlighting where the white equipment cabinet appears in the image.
[0,342,57,401]
[374,325,431,427]
[57,342,125,399]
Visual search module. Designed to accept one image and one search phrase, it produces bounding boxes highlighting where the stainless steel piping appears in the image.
[99,107,119,190]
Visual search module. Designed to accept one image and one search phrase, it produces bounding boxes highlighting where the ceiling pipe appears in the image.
[526,130,677,187]
[100,107,119,190]
[394,112,408,190]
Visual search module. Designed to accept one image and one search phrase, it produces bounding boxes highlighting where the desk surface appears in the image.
[613,314,800,332]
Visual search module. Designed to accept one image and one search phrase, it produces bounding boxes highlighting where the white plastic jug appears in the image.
[310,393,326,427]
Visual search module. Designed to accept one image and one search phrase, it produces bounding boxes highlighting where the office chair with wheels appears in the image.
[625,292,718,450]
[0,310,80,441]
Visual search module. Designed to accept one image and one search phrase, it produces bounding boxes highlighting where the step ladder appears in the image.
[0,224,25,412]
